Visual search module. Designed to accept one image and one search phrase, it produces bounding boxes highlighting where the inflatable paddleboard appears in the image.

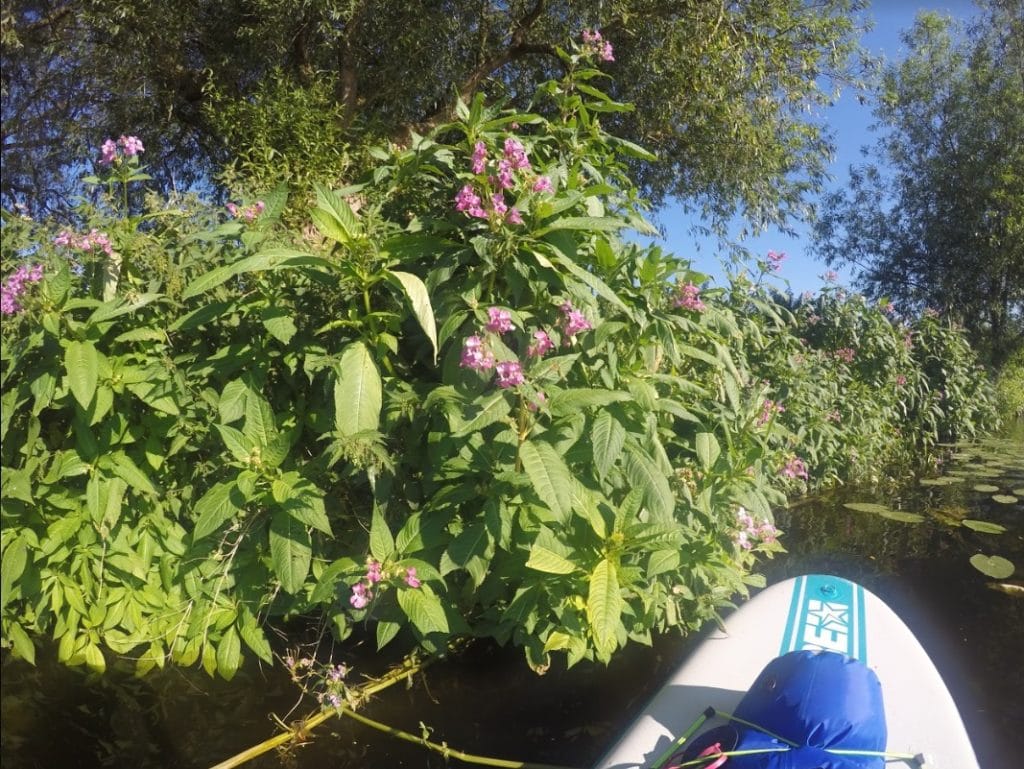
[595,574,979,769]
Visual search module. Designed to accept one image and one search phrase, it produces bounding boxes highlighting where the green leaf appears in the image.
[216,627,242,681]
[87,293,162,325]
[244,393,277,448]
[525,545,577,575]
[695,432,720,471]
[548,389,631,417]
[548,252,629,311]
[369,505,395,562]
[535,216,625,235]
[591,410,626,480]
[623,445,675,520]
[992,494,1018,504]
[181,248,330,299]
[387,270,438,363]
[215,424,254,462]
[519,440,573,521]
[587,558,622,659]
[962,519,1007,534]
[7,622,35,664]
[1,537,28,609]
[334,342,382,436]
[269,510,312,594]
[450,392,510,437]
[397,584,449,635]
[219,380,249,423]
[377,620,402,650]
[192,482,243,540]
[65,340,99,408]
[237,607,273,664]
[313,182,361,242]
[109,452,157,495]
[969,554,1015,579]
[260,306,297,344]
[843,502,892,514]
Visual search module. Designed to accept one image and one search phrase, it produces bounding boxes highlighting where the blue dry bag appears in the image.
[674,650,887,768]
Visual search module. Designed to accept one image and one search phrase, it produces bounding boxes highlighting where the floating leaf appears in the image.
[1014,488,1024,496]
[877,510,925,523]
[972,484,1000,493]
[992,495,1019,504]
[962,519,1007,534]
[843,502,891,514]
[920,477,953,486]
[969,554,1015,579]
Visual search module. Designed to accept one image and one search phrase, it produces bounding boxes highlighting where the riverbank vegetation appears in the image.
[0,35,1001,684]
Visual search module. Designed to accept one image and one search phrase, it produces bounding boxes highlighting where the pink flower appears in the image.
[485,307,514,334]
[780,457,809,480]
[673,282,706,312]
[99,139,118,165]
[1,264,44,315]
[895,374,907,387]
[349,582,372,609]
[560,301,592,338]
[532,176,553,193]
[471,141,488,174]
[404,567,421,589]
[366,559,383,584]
[527,329,554,357]
[460,335,495,371]
[503,137,530,171]
[226,202,240,217]
[490,193,508,217]
[766,250,786,271]
[495,360,525,388]
[755,399,784,427]
[495,159,516,189]
[118,135,144,156]
[528,391,547,412]
[506,207,523,225]
[833,347,856,364]
[599,41,614,62]
[455,185,486,218]
[823,270,838,283]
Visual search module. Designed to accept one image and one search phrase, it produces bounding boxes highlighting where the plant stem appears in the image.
[340,707,581,769]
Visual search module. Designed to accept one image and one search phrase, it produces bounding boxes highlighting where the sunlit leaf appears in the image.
[969,554,1015,579]
[961,519,1006,534]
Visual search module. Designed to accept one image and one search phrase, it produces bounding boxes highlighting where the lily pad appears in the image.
[992,494,1019,504]
[972,484,1001,493]
[1013,488,1024,496]
[843,502,892,514]
[961,519,1007,534]
[920,478,954,486]
[969,554,1015,579]
[878,510,925,523]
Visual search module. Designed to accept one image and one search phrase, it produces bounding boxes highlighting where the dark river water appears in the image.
[3,427,1022,769]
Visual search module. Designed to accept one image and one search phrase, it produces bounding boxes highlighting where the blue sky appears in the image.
[645,0,979,297]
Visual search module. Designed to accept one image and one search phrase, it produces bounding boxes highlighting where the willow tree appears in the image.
[815,2,1024,366]
[2,0,869,227]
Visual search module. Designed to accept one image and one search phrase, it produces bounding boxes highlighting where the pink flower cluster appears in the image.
[98,135,145,165]
[822,270,839,283]
[350,559,420,609]
[226,200,265,222]
[766,250,786,271]
[895,374,907,387]
[734,507,779,551]
[54,228,114,255]
[673,282,706,312]
[833,347,856,364]
[581,29,615,61]
[780,456,809,481]
[1,264,44,315]
[456,135,555,225]
[755,399,785,427]
[559,300,592,339]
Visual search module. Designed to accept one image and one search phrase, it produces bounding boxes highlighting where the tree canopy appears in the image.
[2,0,870,229]
[814,2,1024,366]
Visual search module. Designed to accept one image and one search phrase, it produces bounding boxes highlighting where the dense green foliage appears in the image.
[814,2,1024,367]
[0,56,998,680]
[2,0,870,230]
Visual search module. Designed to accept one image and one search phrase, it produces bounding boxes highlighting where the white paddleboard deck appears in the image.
[595,574,979,769]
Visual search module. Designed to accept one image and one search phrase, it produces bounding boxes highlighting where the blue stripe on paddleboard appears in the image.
[856,583,867,663]
[780,575,806,656]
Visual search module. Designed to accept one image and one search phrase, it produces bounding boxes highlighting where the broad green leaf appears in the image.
[1,537,28,609]
[397,585,449,635]
[695,432,720,471]
[969,554,1015,579]
[377,620,402,650]
[587,558,622,658]
[623,445,675,520]
[549,389,631,417]
[215,424,254,462]
[237,607,273,664]
[878,509,925,523]
[647,549,680,579]
[519,440,573,520]
[192,482,243,540]
[450,392,510,437]
[535,216,625,235]
[244,393,277,448]
[87,293,162,325]
[219,380,249,423]
[216,627,242,681]
[260,306,297,344]
[843,502,892,514]
[83,643,106,673]
[126,379,180,415]
[65,340,99,408]
[181,248,330,299]
[525,545,577,575]
[269,510,312,594]
[992,494,1018,504]
[962,519,1006,534]
[334,342,382,436]
[972,484,1000,493]
[387,270,438,363]
[7,622,35,664]
[591,410,626,479]
[109,452,157,495]
[549,252,629,311]
[370,505,395,562]
[313,182,361,241]
[283,491,332,536]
